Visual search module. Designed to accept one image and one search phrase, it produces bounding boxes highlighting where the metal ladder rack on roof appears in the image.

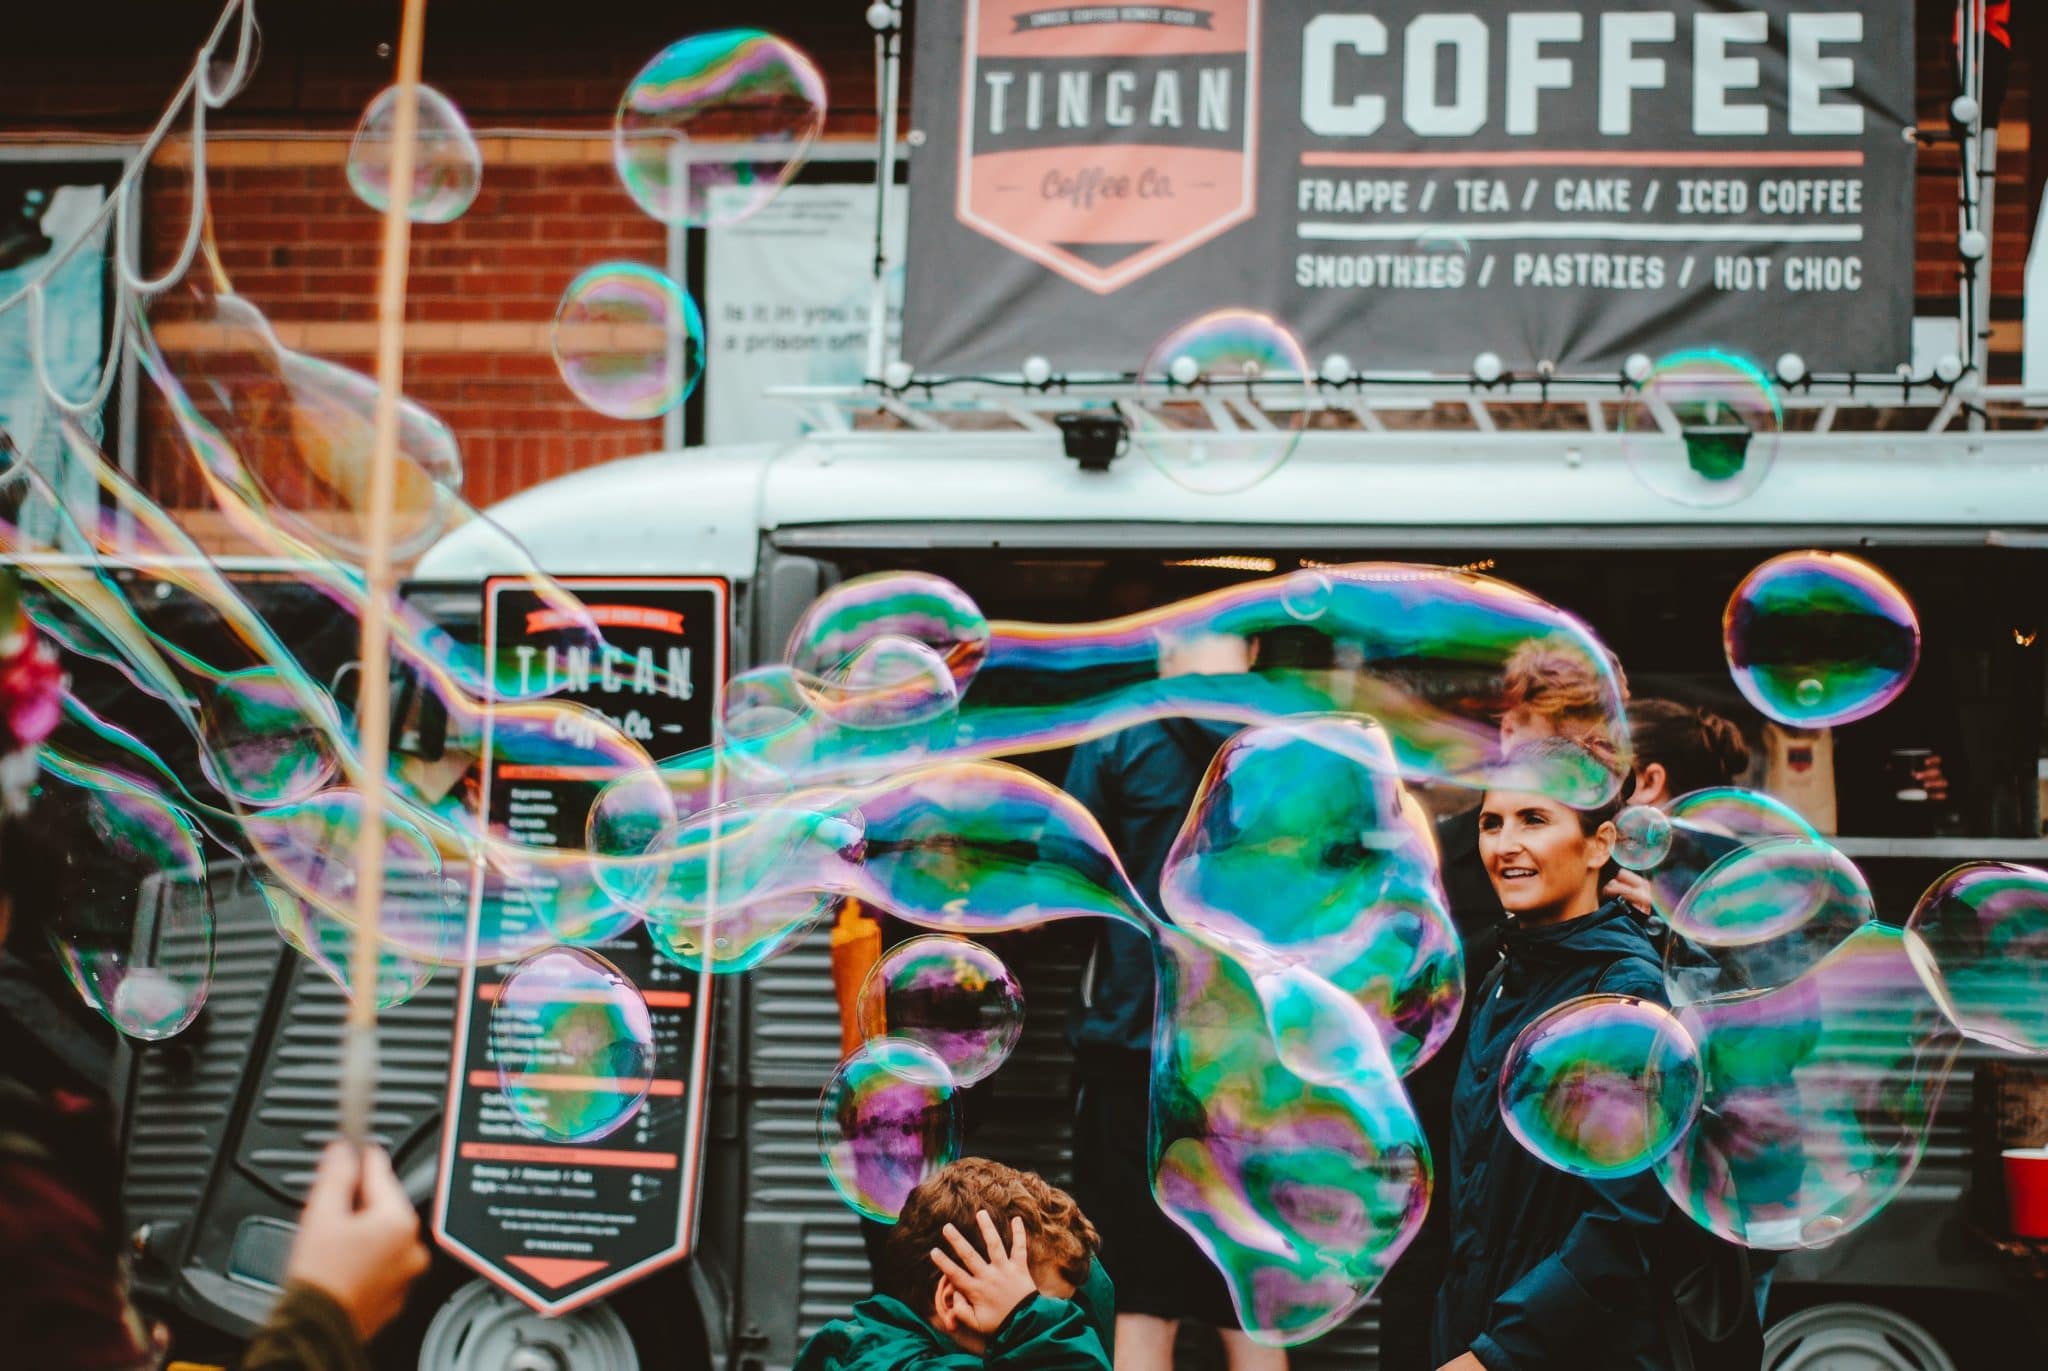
[768,377,2048,441]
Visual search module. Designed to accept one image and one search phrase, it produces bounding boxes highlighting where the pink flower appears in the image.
[0,629,63,751]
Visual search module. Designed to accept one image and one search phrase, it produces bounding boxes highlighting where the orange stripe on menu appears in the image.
[460,1142,678,1169]
[477,983,692,1009]
[1300,150,1866,169]
[495,764,631,782]
[470,1070,686,1096]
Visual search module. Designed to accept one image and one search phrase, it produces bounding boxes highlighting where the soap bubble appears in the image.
[817,1037,960,1222]
[855,936,1024,1086]
[492,946,657,1144]
[1612,805,1674,871]
[1644,787,1819,926]
[784,571,991,690]
[1132,309,1314,494]
[613,30,827,228]
[1619,350,1781,507]
[1904,862,2048,1054]
[637,797,864,971]
[1723,551,1920,728]
[1161,718,1434,959]
[138,283,461,561]
[346,83,483,224]
[1669,836,1873,951]
[848,762,1150,933]
[1307,894,1464,1078]
[551,262,704,420]
[804,635,961,734]
[198,667,342,808]
[1655,923,1957,1250]
[262,879,446,1009]
[45,780,214,1041]
[1149,925,1429,1343]
[1500,994,1703,1179]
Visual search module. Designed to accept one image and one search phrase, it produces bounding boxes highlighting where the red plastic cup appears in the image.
[2003,1148,2048,1239]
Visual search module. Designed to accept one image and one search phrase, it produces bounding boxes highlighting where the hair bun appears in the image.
[1699,710,1752,776]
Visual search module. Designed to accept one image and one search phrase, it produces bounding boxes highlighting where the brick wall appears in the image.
[3,2,2041,524]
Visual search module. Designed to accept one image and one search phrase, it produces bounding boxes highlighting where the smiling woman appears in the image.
[1478,743,1623,926]
[1429,737,1712,1369]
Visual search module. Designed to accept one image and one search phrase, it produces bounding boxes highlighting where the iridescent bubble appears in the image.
[613,30,827,228]
[1612,805,1674,871]
[1149,925,1429,1343]
[1162,718,1431,957]
[1500,994,1703,1179]
[262,880,445,1009]
[784,571,991,690]
[346,83,484,224]
[1656,923,1958,1250]
[1133,309,1314,494]
[805,635,961,734]
[817,1037,961,1222]
[1670,836,1873,950]
[1307,893,1464,1078]
[139,282,460,561]
[848,761,1150,933]
[551,262,704,421]
[1723,551,1920,728]
[198,666,341,807]
[855,936,1024,1087]
[1645,787,1819,926]
[45,779,213,1041]
[1904,862,2048,1054]
[492,946,657,1144]
[1619,350,1782,507]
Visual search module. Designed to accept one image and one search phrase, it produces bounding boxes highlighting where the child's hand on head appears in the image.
[930,1210,1040,1335]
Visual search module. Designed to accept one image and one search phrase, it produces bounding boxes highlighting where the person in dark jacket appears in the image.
[796,1157,1114,1371]
[1063,622,1285,1371]
[1431,740,1681,1371]
[1380,639,1629,1371]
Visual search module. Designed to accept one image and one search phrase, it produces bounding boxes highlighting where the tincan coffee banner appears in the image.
[904,1,1915,375]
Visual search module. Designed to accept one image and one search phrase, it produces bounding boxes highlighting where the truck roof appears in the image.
[414,428,2048,582]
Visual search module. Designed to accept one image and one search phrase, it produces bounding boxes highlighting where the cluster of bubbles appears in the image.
[339,28,823,424]
[4,1,2043,1346]
[1497,759,2048,1257]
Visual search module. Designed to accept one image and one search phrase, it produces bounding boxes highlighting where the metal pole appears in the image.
[339,0,429,1149]
[664,137,688,451]
[864,1,902,380]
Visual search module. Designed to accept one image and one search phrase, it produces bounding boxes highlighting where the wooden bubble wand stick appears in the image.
[340,0,429,1150]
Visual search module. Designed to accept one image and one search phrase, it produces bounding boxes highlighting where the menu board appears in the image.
[433,577,726,1315]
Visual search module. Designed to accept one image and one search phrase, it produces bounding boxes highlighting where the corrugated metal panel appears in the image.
[120,869,279,1245]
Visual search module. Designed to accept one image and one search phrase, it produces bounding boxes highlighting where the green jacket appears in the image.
[797,1261,1114,1371]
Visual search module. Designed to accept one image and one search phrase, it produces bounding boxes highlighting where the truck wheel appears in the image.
[417,1279,639,1371]
[1762,1302,1956,1371]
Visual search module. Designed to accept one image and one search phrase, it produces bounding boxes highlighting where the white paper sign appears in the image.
[703,183,907,447]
